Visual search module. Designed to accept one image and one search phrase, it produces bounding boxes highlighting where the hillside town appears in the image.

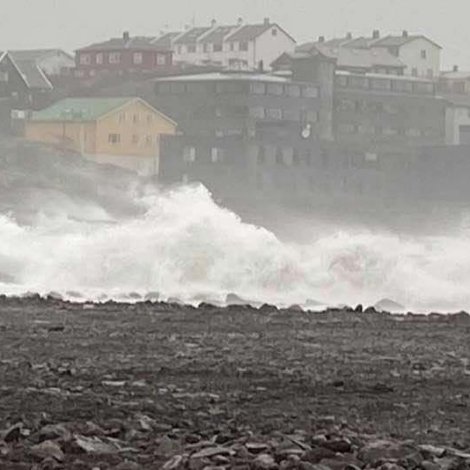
[2,19,470,209]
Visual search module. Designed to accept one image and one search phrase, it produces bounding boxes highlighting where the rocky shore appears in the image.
[0,296,469,469]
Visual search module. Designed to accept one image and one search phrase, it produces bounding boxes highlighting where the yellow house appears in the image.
[24,97,177,176]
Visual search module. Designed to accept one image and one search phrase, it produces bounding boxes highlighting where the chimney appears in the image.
[264,17,270,26]
[372,29,380,39]
[211,19,217,28]
[123,31,130,41]
[346,32,353,39]
[453,65,459,72]
[318,35,325,43]
[402,30,409,38]
[237,17,243,26]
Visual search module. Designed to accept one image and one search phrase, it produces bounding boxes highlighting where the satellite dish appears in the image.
[301,123,312,139]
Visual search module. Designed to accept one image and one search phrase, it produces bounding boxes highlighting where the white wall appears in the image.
[253,26,296,70]
[445,106,470,145]
[397,38,441,78]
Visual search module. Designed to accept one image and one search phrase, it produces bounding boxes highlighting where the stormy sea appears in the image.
[1,140,470,313]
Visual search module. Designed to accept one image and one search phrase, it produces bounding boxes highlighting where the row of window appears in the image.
[336,124,439,137]
[156,81,318,98]
[108,133,156,146]
[336,98,431,115]
[177,41,249,55]
[116,112,155,125]
[249,106,318,122]
[79,52,167,66]
[335,75,435,94]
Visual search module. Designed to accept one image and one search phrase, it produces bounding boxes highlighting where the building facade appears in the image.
[75,33,173,79]
[24,97,177,175]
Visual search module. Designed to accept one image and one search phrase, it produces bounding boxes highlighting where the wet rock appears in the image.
[3,423,23,442]
[73,435,118,454]
[38,424,72,442]
[253,453,278,469]
[358,440,416,465]
[246,442,270,454]
[322,439,352,453]
[30,440,65,462]
[192,446,233,459]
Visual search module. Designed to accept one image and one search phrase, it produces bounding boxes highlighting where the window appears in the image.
[133,114,139,124]
[272,28,278,36]
[156,54,167,66]
[411,67,418,77]
[171,83,186,94]
[336,75,348,87]
[230,42,236,51]
[393,80,413,92]
[370,78,391,91]
[240,41,249,51]
[203,43,210,53]
[283,109,300,121]
[257,146,266,165]
[421,50,427,59]
[211,147,225,163]
[109,52,121,64]
[96,53,104,65]
[336,98,356,111]
[266,108,282,120]
[0,71,8,82]
[302,86,318,98]
[283,148,294,166]
[349,76,369,89]
[132,134,139,145]
[213,44,223,52]
[414,81,434,94]
[183,146,196,162]
[187,45,196,53]
[250,82,266,94]
[267,83,284,95]
[287,85,301,97]
[133,52,143,65]
[275,148,283,165]
[118,112,126,123]
[145,136,153,147]
[108,133,120,144]
[249,107,265,119]
[79,53,91,65]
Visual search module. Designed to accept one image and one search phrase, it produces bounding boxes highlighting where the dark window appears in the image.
[267,83,284,95]
[170,83,186,93]
[275,148,283,165]
[213,44,223,52]
[272,28,278,36]
[302,86,318,97]
[421,50,427,59]
[257,146,266,165]
[188,45,196,53]
[108,133,120,144]
[287,85,301,97]
[240,41,249,51]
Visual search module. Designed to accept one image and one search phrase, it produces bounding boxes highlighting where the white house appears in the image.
[371,32,442,78]
[8,49,75,77]
[167,19,296,71]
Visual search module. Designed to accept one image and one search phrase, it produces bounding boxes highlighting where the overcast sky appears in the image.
[1,0,469,69]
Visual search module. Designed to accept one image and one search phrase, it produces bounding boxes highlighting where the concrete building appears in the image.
[24,97,176,175]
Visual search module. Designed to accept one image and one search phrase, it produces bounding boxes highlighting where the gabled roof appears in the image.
[225,23,296,43]
[78,36,171,52]
[6,53,53,90]
[30,97,177,125]
[173,27,211,45]
[373,34,442,50]
[199,25,238,44]
[8,49,74,62]
[343,37,382,49]
[152,32,181,49]
[294,43,404,70]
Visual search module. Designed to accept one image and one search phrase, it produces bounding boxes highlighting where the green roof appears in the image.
[31,97,137,122]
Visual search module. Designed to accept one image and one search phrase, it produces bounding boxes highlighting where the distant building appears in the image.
[440,67,470,94]
[153,71,326,202]
[24,97,177,175]
[75,32,174,79]
[300,30,441,78]
[169,18,296,70]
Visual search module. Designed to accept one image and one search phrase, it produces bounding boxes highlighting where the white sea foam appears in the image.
[1,180,470,312]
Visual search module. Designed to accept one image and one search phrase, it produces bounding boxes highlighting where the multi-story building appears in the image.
[75,32,174,79]
[301,30,441,79]
[152,72,326,203]
[169,19,296,70]
[151,47,448,210]
[24,97,177,175]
